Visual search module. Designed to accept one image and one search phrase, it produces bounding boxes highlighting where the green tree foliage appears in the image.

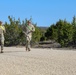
[45,19,73,47]
[4,16,24,46]
[32,25,42,43]
[56,20,73,46]
[39,27,47,41]
[4,16,43,46]
[4,15,76,47]
[72,16,76,44]
[45,24,58,40]
[72,15,76,27]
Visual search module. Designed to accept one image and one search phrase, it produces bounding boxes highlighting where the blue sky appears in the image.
[0,0,76,27]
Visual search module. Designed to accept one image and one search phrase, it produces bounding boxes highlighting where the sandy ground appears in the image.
[0,47,76,75]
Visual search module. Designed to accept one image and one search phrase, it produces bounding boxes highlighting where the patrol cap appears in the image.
[0,21,2,24]
[27,20,31,23]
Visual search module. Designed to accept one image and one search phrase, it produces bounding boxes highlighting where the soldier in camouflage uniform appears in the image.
[23,20,35,51]
[0,21,6,53]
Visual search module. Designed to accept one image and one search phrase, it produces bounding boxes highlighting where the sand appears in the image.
[0,47,76,75]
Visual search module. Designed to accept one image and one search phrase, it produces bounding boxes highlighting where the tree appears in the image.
[4,16,24,46]
[72,15,76,44]
[45,19,73,47]
[56,20,73,46]
[45,24,58,40]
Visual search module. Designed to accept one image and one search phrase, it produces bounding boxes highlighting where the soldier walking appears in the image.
[23,20,35,51]
[0,21,6,53]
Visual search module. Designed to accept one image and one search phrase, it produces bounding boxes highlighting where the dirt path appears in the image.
[0,47,76,75]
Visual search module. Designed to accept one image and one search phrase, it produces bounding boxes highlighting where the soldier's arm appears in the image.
[3,26,6,33]
[31,25,35,32]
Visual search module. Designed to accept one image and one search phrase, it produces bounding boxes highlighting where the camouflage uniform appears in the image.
[23,21,35,51]
[0,24,6,53]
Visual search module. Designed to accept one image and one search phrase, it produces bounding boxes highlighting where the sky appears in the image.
[0,0,76,27]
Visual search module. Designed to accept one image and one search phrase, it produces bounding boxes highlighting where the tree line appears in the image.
[45,16,76,47]
[4,16,42,46]
[3,16,76,47]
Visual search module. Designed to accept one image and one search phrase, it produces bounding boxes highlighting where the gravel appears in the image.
[0,47,76,75]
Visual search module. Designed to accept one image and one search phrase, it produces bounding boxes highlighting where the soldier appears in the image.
[23,20,35,51]
[0,21,6,53]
